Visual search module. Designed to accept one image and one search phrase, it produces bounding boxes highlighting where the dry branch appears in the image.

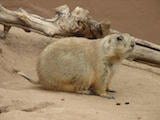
[0,4,160,67]
[122,60,160,76]
[131,45,160,66]
[0,4,110,39]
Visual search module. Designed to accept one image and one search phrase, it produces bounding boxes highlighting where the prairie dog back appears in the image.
[37,37,99,91]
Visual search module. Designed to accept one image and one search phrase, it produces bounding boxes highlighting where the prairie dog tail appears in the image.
[15,70,40,84]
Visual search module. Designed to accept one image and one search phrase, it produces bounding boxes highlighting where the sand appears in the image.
[0,1,160,120]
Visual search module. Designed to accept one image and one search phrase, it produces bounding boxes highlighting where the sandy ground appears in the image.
[0,27,160,120]
[0,1,160,120]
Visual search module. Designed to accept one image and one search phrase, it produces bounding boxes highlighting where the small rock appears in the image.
[61,98,65,101]
[0,48,2,54]
[125,102,130,105]
[0,106,9,114]
[137,117,142,120]
[116,103,121,106]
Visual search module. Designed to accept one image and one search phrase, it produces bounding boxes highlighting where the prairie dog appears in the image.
[18,33,135,99]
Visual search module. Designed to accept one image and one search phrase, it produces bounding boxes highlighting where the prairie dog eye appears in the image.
[116,36,124,41]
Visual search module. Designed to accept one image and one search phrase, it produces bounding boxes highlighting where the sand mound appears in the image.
[0,27,160,120]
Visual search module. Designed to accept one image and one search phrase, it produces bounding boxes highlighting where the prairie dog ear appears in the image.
[123,33,130,36]
[99,19,110,37]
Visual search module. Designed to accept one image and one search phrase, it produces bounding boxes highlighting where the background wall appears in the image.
[0,0,159,44]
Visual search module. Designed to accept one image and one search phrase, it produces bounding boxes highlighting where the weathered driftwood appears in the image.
[122,60,160,76]
[0,4,110,39]
[0,4,160,67]
[130,45,160,67]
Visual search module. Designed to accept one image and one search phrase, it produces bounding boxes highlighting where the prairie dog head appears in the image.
[102,33,135,60]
